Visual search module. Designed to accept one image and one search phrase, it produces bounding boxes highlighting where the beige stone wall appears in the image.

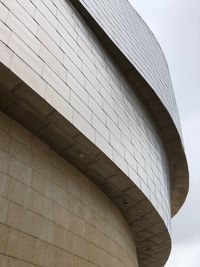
[0,111,138,267]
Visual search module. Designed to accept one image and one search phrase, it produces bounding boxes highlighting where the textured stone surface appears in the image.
[0,112,139,267]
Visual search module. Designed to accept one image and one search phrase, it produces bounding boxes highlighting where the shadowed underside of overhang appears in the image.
[0,62,171,267]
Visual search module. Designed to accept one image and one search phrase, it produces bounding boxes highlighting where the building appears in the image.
[0,0,189,266]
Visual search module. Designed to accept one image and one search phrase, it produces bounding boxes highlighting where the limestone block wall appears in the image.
[0,111,139,267]
[0,0,171,230]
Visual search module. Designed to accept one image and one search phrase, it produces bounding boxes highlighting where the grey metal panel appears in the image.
[78,0,182,136]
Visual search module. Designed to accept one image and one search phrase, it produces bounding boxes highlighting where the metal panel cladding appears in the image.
[78,0,182,135]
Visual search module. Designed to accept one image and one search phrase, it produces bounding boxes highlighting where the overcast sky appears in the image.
[129,0,200,266]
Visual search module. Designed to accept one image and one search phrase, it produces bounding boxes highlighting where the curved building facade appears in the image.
[0,0,189,267]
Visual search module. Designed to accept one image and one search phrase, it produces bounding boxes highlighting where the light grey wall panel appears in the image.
[78,0,182,136]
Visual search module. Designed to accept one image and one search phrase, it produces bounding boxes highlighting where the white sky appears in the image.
[128,0,200,266]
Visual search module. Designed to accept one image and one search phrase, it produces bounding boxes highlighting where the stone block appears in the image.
[32,190,53,220]
[72,235,87,258]
[87,242,102,266]
[32,151,51,177]
[0,254,8,267]
[9,158,32,185]
[7,178,33,208]
[32,213,54,243]
[0,224,8,253]
[53,224,73,252]
[7,202,34,235]
[0,171,9,198]
[32,170,52,198]
[69,213,85,238]
[0,112,11,132]
[6,229,35,262]
[53,202,70,229]
[54,248,74,267]
[10,120,32,148]
[34,239,55,267]
[9,138,31,165]
[52,184,69,208]
[8,257,35,267]
[0,149,10,173]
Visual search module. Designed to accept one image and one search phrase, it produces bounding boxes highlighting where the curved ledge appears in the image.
[0,62,171,267]
[71,0,189,217]
[76,0,182,135]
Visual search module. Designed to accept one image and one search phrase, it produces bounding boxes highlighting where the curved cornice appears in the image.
[76,0,182,136]
[71,0,189,218]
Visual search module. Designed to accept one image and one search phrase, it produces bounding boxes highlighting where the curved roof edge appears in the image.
[71,0,189,217]
[77,0,182,136]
